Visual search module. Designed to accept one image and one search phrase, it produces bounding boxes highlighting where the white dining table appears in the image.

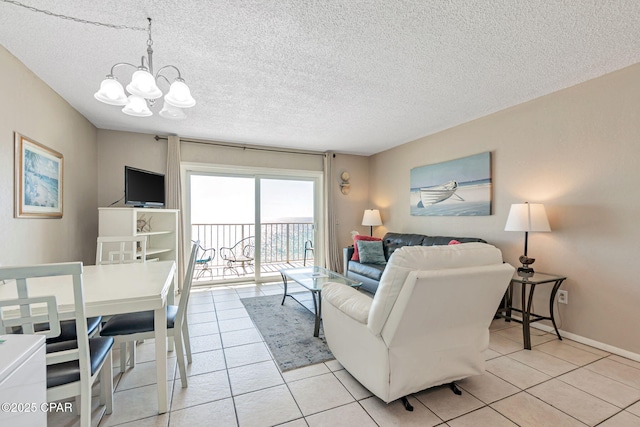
[0,260,177,414]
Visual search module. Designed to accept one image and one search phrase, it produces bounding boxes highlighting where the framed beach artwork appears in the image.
[410,152,492,216]
[14,133,63,218]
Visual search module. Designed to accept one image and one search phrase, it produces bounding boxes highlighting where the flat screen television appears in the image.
[124,166,166,208]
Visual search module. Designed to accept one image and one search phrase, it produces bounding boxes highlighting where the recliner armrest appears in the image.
[323,283,371,325]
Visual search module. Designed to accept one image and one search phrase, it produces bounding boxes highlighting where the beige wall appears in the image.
[181,140,324,172]
[97,130,167,207]
[367,63,640,354]
[331,153,371,256]
[0,46,98,266]
[96,132,326,209]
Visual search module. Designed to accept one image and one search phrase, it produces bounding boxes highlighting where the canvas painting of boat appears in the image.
[410,152,492,216]
[418,180,463,207]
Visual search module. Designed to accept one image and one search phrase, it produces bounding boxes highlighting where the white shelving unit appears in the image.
[98,207,179,266]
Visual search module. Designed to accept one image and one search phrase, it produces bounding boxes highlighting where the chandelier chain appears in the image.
[1,0,146,31]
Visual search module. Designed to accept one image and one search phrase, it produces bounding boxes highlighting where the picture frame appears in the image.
[410,151,492,216]
[14,133,64,218]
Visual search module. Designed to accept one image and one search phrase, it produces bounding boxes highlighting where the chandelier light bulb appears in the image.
[159,100,187,120]
[126,70,162,99]
[164,80,196,108]
[94,77,128,105]
[122,95,152,117]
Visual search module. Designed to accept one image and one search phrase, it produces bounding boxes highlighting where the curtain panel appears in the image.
[323,153,341,272]
[166,136,185,291]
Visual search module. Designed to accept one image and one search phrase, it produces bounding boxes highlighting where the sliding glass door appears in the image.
[186,166,321,285]
[190,175,256,281]
[259,178,315,280]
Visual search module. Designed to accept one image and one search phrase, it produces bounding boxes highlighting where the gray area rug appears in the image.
[241,294,334,372]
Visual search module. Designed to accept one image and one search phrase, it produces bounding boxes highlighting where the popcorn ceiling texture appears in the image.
[1,0,639,155]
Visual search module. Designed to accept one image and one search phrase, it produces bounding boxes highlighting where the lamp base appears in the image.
[517,266,535,277]
[517,255,536,277]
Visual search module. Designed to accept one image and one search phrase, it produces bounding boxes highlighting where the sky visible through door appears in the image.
[190,175,314,224]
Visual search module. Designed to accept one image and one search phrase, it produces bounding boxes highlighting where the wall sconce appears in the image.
[340,171,351,195]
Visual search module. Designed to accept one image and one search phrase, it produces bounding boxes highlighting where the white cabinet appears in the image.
[98,208,179,266]
[0,334,46,427]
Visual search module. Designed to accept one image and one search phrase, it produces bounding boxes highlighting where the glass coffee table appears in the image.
[280,266,362,337]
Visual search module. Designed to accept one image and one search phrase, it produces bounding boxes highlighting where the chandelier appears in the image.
[94,18,195,119]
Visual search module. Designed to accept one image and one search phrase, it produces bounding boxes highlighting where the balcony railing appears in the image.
[191,222,314,280]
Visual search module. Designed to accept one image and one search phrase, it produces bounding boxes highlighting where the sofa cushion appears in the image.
[357,240,387,265]
[382,232,426,259]
[351,235,382,261]
[348,261,385,281]
[368,243,503,336]
[422,236,486,246]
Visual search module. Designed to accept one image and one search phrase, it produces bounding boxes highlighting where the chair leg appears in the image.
[79,378,92,427]
[400,396,414,412]
[100,351,114,414]
[129,340,136,369]
[119,342,127,373]
[175,332,188,388]
[182,320,193,364]
[168,336,175,352]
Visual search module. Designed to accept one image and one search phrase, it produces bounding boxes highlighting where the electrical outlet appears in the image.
[558,290,568,304]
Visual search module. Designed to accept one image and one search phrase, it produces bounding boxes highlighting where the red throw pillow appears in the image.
[449,240,461,245]
[352,235,382,261]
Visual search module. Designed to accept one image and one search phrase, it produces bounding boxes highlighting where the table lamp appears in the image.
[504,202,550,275]
[362,209,382,236]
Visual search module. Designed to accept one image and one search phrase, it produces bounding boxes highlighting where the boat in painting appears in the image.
[419,180,463,206]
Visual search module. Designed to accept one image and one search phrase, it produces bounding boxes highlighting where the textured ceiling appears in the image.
[1,1,639,155]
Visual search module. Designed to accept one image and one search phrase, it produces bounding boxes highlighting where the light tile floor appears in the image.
[48,282,640,427]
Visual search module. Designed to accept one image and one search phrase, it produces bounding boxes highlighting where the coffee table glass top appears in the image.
[279,266,361,291]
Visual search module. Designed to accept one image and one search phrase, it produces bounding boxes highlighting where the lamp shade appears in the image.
[94,77,128,105]
[159,100,186,120]
[504,203,551,232]
[122,95,153,117]
[164,80,196,108]
[126,69,163,99]
[362,209,382,227]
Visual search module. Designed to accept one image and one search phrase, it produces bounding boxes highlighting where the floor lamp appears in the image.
[362,209,382,236]
[504,202,551,275]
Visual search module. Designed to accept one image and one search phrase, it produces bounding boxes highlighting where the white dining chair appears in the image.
[96,235,147,265]
[96,235,149,365]
[0,262,114,427]
[100,241,198,386]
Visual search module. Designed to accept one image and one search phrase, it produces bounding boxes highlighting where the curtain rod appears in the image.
[154,135,326,157]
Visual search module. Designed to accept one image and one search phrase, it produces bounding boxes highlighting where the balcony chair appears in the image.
[99,241,198,387]
[303,239,314,266]
[96,235,147,264]
[0,262,114,427]
[220,236,255,276]
[322,243,515,409]
[193,241,216,280]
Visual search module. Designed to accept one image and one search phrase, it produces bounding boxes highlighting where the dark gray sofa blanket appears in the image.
[343,232,487,294]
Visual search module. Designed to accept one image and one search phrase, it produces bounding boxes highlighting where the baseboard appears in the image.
[504,315,640,363]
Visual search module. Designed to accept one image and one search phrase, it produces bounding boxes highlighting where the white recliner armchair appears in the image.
[322,243,515,407]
